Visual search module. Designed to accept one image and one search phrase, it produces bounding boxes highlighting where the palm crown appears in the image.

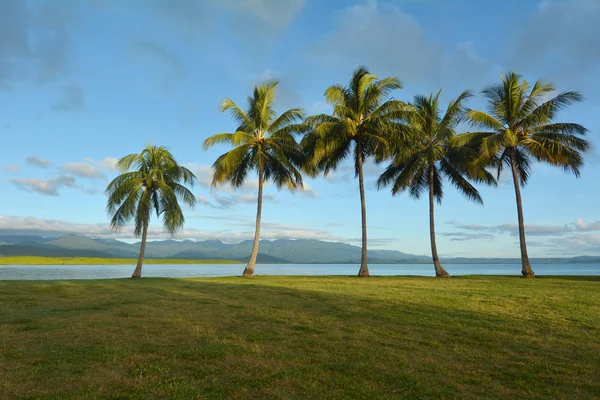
[466,71,589,183]
[301,66,406,175]
[106,145,197,236]
[378,90,495,203]
[203,81,304,191]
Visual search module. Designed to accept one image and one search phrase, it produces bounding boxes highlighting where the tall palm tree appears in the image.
[302,66,405,277]
[377,90,496,277]
[204,81,305,277]
[106,145,196,278]
[466,72,589,278]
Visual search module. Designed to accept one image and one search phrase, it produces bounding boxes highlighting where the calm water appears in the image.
[1,263,599,280]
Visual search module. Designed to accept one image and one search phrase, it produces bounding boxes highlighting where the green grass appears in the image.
[1,276,599,399]
[0,256,241,265]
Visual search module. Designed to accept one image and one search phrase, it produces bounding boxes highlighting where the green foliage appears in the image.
[302,66,407,176]
[203,81,305,191]
[1,276,599,398]
[106,145,197,236]
[377,90,496,203]
[465,71,589,184]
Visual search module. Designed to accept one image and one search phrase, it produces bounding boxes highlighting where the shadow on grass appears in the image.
[1,277,599,399]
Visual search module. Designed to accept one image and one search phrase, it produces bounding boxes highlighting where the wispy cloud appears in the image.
[0,215,346,243]
[52,83,85,112]
[60,163,103,178]
[197,193,277,209]
[0,0,75,88]
[446,220,576,237]
[132,40,188,93]
[510,0,600,82]
[3,164,20,172]
[214,0,306,31]
[444,218,600,254]
[59,157,117,179]
[25,156,52,169]
[314,1,493,86]
[439,232,496,241]
[10,175,78,196]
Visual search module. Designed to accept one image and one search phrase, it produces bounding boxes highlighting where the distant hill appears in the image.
[236,254,292,263]
[0,245,116,258]
[0,234,598,264]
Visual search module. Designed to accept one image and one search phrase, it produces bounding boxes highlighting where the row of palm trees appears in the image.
[107,67,589,279]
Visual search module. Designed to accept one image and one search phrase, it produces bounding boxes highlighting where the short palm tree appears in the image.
[302,66,405,277]
[204,81,305,277]
[377,90,496,277]
[466,72,589,278]
[106,145,196,278]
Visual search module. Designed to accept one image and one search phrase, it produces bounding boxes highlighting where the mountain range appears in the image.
[0,234,598,264]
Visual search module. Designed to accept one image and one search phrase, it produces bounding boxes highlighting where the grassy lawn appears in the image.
[0,256,241,265]
[0,276,599,399]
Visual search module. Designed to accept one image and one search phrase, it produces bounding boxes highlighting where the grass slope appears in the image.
[0,256,241,265]
[0,276,599,399]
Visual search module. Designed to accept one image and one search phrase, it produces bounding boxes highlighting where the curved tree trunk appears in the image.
[429,166,450,278]
[131,217,148,279]
[356,149,369,277]
[510,149,535,278]
[243,170,263,277]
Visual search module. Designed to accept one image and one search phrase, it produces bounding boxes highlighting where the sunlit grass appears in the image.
[0,256,241,265]
[0,276,599,398]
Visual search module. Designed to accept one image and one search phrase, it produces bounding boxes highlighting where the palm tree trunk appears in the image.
[510,149,535,278]
[356,149,369,277]
[243,170,263,277]
[131,217,148,279]
[429,166,449,278]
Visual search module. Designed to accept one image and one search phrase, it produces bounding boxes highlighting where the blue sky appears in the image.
[1,0,599,257]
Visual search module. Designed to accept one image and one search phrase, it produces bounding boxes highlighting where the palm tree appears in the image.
[466,72,589,278]
[302,66,405,277]
[106,145,196,278]
[204,81,305,277]
[377,90,496,277]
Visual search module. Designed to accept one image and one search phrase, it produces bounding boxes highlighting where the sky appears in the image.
[1,0,599,258]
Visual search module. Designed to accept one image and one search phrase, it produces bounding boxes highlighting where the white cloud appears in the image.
[300,182,318,198]
[26,156,52,169]
[575,218,600,231]
[3,164,20,172]
[60,162,103,178]
[445,218,600,247]
[0,215,346,242]
[196,194,211,206]
[185,163,263,193]
[185,163,214,188]
[58,157,118,179]
[10,175,78,196]
[96,157,118,171]
[198,193,277,209]
[550,234,600,253]
[447,220,574,237]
